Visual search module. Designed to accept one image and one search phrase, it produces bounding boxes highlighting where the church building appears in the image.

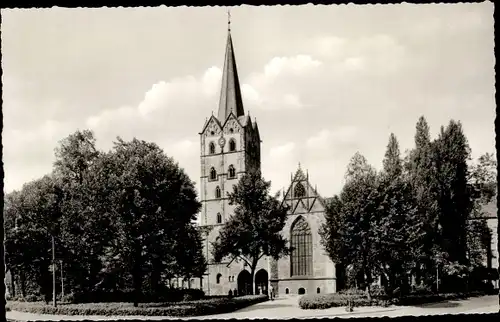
[197,23,339,297]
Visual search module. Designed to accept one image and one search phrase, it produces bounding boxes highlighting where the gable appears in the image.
[201,115,223,136]
[280,166,327,215]
[222,113,243,134]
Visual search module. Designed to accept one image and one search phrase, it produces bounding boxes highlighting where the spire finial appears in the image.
[298,162,301,169]
[227,8,231,32]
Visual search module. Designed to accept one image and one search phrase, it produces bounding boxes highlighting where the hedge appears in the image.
[6,295,268,317]
[393,291,486,306]
[299,290,487,310]
[299,291,389,310]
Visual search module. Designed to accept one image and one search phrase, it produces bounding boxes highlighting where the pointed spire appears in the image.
[217,17,245,122]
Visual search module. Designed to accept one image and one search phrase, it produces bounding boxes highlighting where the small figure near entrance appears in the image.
[269,284,274,301]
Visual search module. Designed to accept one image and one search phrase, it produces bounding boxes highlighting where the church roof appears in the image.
[217,30,245,122]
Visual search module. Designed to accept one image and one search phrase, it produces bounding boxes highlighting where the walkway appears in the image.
[6,295,498,321]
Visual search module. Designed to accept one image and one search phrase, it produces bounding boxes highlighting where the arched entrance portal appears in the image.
[255,269,269,295]
[237,270,252,296]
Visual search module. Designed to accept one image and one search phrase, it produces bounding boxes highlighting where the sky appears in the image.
[1,3,496,198]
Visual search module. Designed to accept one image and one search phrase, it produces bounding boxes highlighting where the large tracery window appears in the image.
[290,216,313,277]
[294,182,306,198]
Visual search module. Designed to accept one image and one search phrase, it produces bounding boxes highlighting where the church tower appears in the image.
[198,20,261,295]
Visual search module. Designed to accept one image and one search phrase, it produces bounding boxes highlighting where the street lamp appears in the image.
[60,260,64,301]
[52,235,57,307]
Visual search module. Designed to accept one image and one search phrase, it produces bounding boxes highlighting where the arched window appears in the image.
[290,217,313,276]
[217,213,222,224]
[317,287,321,294]
[215,186,221,198]
[228,165,236,178]
[298,288,306,295]
[285,288,289,294]
[294,182,306,198]
[210,167,217,180]
[209,142,215,154]
[216,273,222,284]
[229,139,236,152]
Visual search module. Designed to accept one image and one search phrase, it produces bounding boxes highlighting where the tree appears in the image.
[405,116,440,285]
[433,121,472,265]
[172,225,207,289]
[319,195,345,274]
[103,138,201,306]
[12,175,64,304]
[52,130,110,295]
[382,133,403,179]
[375,134,421,296]
[211,169,289,295]
[466,153,497,286]
[429,121,472,291]
[323,152,380,298]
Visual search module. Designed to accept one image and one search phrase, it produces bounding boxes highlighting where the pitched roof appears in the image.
[217,30,245,122]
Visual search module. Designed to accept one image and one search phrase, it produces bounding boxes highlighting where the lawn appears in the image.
[6,294,268,317]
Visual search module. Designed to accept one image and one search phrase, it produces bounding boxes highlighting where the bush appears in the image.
[6,295,268,317]
[68,288,205,304]
[393,290,486,306]
[299,291,376,310]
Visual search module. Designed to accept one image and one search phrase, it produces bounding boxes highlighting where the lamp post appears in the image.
[52,235,57,307]
[60,260,64,301]
[436,265,439,294]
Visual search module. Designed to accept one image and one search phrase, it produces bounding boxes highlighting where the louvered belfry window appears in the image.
[290,216,313,276]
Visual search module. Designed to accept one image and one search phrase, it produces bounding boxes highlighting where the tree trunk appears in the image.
[365,271,372,301]
[250,267,256,295]
[132,256,143,307]
[20,270,26,298]
[150,258,161,300]
[11,269,16,298]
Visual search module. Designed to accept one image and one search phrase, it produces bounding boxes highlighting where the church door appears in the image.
[255,269,269,295]
[237,270,252,296]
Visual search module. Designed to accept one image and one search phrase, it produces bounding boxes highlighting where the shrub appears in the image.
[24,294,44,302]
[299,291,375,310]
[6,295,268,317]
[411,284,432,296]
[67,288,205,304]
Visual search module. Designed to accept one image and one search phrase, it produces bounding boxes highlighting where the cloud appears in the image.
[312,34,406,75]
[242,55,322,110]
[263,55,323,78]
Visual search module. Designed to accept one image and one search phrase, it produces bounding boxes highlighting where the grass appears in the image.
[299,289,488,310]
[6,294,268,317]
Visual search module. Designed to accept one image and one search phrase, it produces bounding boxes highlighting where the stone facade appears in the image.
[270,167,337,297]
[198,113,262,296]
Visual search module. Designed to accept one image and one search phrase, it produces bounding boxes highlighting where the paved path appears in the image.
[6,295,499,321]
